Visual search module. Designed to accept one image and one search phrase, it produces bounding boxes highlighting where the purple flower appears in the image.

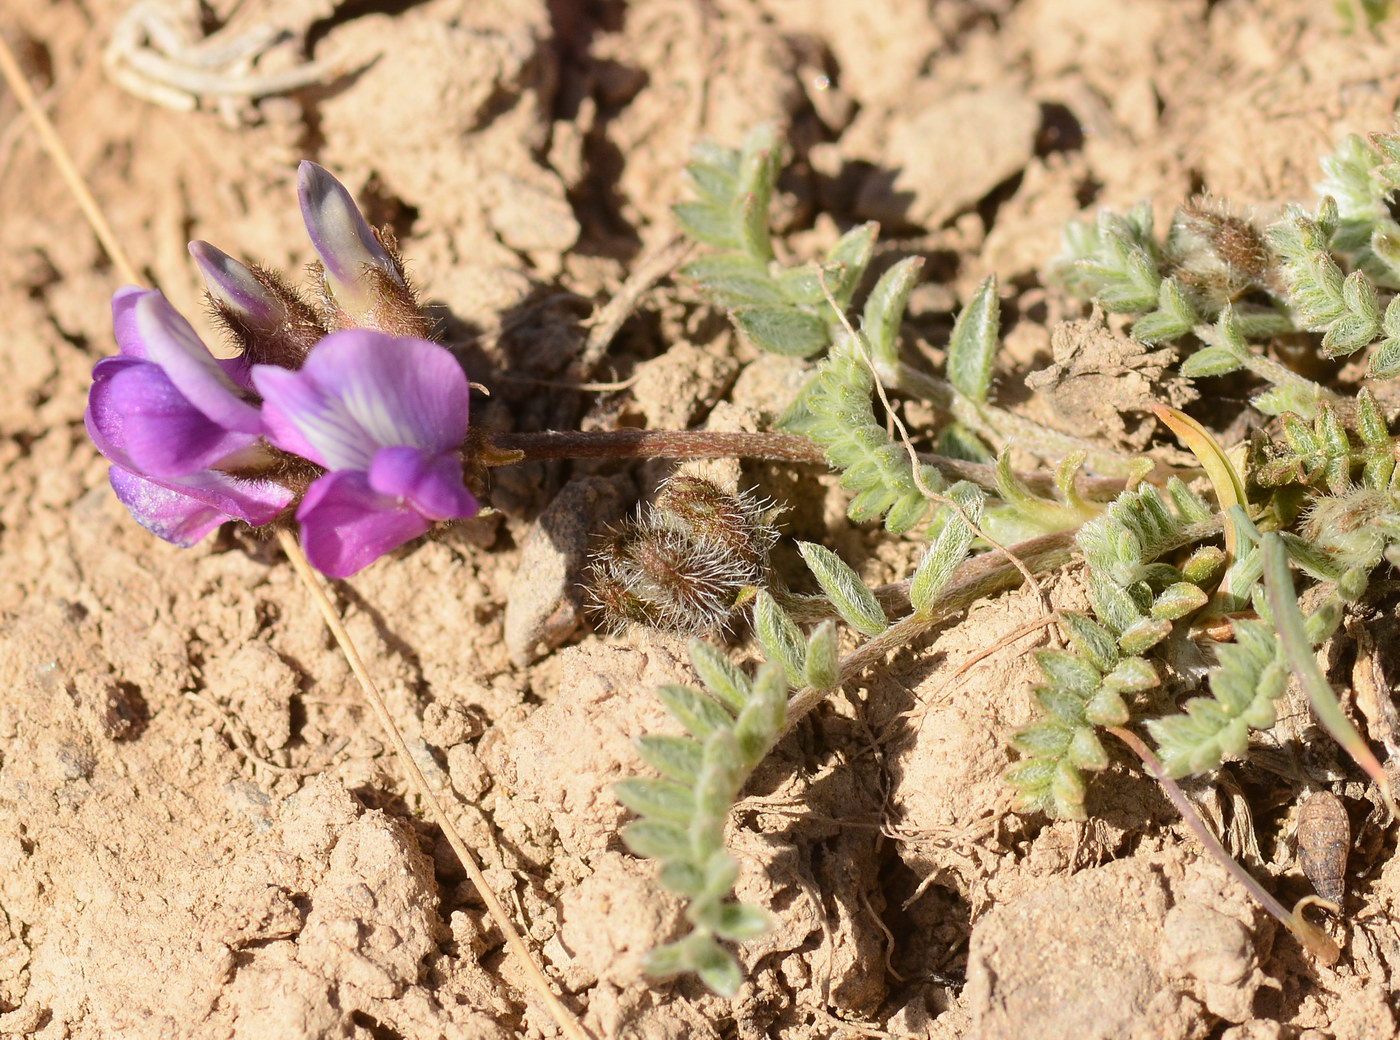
[252,330,478,577]
[86,288,294,545]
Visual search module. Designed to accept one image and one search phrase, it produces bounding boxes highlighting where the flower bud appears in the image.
[297,161,425,336]
[589,476,781,635]
[189,240,325,368]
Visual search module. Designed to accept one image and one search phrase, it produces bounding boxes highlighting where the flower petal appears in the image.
[369,446,478,521]
[134,292,261,433]
[104,362,261,478]
[112,286,149,359]
[295,470,430,577]
[86,356,149,468]
[109,466,229,546]
[253,361,368,470]
[252,331,469,470]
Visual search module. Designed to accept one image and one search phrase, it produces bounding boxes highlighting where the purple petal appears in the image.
[297,162,401,312]
[252,362,356,469]
[109,466,228,546]
[112,286,149,359]
[86,356,149,467]
[369,446,478,521]
[252,330,469,471]
[108,464,291,543]
[134,292,261,434]
[295,470,430,577]
[189,240,287,331]
[103,363,261,478]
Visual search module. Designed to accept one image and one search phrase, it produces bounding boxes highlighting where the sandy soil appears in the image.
[2,1,1399,1037]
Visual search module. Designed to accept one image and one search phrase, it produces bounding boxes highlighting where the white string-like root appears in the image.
[0,34,591,1040]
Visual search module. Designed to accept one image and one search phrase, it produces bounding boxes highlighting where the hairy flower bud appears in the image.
[189,241,326,368]
[297,161,426,337]
[589,476,781,635]
[1170,199,1278,303]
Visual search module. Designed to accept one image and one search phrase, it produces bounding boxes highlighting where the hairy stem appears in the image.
[1192,323,1346,409]
[483,428,1137,500]
[888,363,1163,479]
[781,528,1078,736]
[781,514,1226,734]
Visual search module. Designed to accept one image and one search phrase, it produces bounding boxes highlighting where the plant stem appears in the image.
[889,363,1164,480]
[483,428,1136,501]
[1107,725,1340,965]
[780,528,1079,736]
[1262,534,1399,818]
[488,428,827,464]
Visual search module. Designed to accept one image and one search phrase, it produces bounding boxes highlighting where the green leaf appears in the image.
[637,734,703,784]
[657,684,736,740]
[1058,613,1119,674]
[1150,582,1209,621]
[614,777,695,822]
[946,275,1001,403]
[1131,277,1196,343]
[1371,335,1400,377]
[1118,617,1173,655]
[1035,649,1101,695]
[1180,346,1243,378]
[861,257,924,373]
[682,254,786,305]
[753,591,806,687]
[683,160,736,205]
[689,639,751,714]
[1252,383,1323,419]
[803,620,840,690]
[1102,656,1158,692]
[699,901,772,942]
[641,938,690,978]
[1084,687,1130,726]
[775,260,844,305]
[1011,721,1072,756]
[732,306,830,357]
[738,191,773,263]
[691,936,743,997]
[658,861,705,898]
[734,663,786,767]
[797,542,888,636]
[909,484,983,614]
[825,222,878,308]
[674,201,739,249]
[1068,726,1109,770]
[693,729,742,832]
[622,818,692,860]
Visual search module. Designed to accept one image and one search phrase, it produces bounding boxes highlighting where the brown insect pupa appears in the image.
[1297,792,1350,909]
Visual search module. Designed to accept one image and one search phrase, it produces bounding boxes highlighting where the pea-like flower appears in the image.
[252,331,479,577]
[85,287,294,545]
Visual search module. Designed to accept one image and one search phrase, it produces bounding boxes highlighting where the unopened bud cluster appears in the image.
[589,476,781,634]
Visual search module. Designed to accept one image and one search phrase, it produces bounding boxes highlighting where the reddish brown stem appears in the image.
[487,428,828,464]
[482,428,1137,501]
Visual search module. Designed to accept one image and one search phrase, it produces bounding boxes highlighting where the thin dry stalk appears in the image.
[277,532,593,1040]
